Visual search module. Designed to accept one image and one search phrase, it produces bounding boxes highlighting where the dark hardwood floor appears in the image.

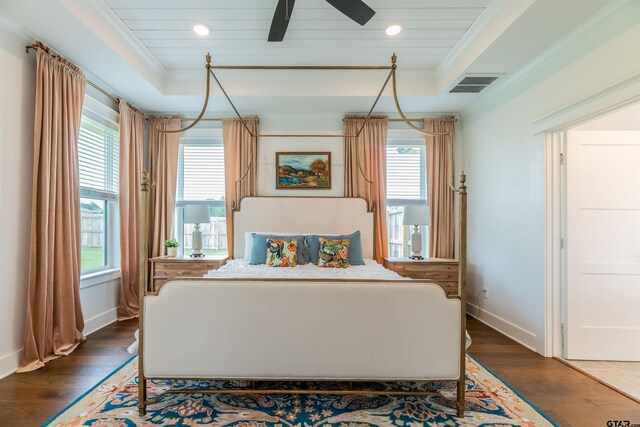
[0,320,137,426]
[0,317,638,426]
[467,317,640,426]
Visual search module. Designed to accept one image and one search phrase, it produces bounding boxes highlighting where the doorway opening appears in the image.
[548,101,640,402]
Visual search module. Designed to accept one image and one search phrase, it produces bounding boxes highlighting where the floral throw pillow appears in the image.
[318,238,350,268]
[266,238,297,267]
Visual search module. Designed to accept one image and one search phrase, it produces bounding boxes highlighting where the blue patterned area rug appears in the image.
[44,355,557,426]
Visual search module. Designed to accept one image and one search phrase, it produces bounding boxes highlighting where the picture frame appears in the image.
[276,152,332,189]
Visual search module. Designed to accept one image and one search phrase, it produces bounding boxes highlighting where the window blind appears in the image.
[386,145,425,200]
[178,140,226,201]
[78,115,119,195]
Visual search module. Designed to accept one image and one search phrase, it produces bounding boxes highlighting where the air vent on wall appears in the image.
[450,75,500,94]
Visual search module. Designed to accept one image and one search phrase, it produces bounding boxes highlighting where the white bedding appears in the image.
[204,258,407,280]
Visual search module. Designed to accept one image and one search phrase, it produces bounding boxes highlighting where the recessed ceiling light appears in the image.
[193,23,211,36]
[385,23,402,36]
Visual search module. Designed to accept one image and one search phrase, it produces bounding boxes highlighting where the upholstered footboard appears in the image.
[142,278,461,380]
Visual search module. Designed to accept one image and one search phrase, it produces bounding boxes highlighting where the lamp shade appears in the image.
[184,204,210,224]
[402,204,430,226]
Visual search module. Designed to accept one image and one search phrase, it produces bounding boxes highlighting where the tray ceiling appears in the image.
[0,0,612,112]
[103,0,492,70]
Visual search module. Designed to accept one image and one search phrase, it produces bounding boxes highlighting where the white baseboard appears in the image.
[0,349,21,380]
[0,308,117,380]
[467,302,540,353]
[84,307,118,336]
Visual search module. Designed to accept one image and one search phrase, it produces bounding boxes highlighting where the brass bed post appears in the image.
[138,54,213,413]
[457,172,467,417]
[138,170,150,415]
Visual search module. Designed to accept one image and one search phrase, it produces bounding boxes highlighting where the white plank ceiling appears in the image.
[103,0,492,70]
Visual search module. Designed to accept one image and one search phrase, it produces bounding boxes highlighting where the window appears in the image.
[79,112,119,274]
[386,141,428,257]
[80,198,107,271]
[175,137,227,256]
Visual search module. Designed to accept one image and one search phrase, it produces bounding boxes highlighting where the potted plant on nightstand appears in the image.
[164,239,179,257]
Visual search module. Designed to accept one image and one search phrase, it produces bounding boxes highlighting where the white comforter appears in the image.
[204,258,406,280]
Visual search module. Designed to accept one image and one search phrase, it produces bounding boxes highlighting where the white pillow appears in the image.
[244,232,253,260]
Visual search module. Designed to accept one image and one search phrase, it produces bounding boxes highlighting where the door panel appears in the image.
[566,130,640,361]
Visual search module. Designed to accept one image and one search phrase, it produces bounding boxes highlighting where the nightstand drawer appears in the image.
[390,262,457,276]
[154,262,222,277]
[382,257,459,297]
[432,281,459,297]
[149,256,228,292]
[397,269,458,281]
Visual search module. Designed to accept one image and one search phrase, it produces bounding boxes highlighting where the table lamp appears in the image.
[402,204,430,260]
[184,204,210,258]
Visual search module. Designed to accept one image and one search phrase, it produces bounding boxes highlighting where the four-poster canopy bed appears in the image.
[137,53,468,417]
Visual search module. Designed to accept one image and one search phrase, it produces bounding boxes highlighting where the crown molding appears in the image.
[436,0,534,93]
[437,0,512,74]
[531,73,640,134]
[89,0,165,75]
[0,15,35,46]
[462,0,634,117]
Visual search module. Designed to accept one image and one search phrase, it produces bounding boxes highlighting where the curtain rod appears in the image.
[86,80,120,104]
[26,44,121,105]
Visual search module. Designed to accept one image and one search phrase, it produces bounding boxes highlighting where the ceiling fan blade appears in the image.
[325,0,375,26]
[268,0,296,42]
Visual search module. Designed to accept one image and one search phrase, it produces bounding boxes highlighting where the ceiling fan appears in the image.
[268,0,376,42]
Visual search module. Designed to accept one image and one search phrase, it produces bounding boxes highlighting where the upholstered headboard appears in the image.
[233,197,374,259]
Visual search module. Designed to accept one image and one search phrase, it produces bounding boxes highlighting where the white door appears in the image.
[566,130,640,361]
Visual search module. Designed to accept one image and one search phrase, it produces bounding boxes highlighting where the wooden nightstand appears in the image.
[382,257,459,297]
[149,255,229,292]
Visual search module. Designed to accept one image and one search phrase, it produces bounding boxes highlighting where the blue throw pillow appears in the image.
[250,234,309,265]
[299,239,310,264]
[307,231,364,265]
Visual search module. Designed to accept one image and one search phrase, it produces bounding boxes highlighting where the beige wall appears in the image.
[257,113,344,196]
[0,27,35,378]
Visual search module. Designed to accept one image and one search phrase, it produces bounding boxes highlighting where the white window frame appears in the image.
[386,138,429,257]
[386,139,427,206]
[79,96,120,283]
[175,136,226,256]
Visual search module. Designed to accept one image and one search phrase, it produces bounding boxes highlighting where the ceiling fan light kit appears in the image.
[192,23,210,36]
[269,0,376,42]
[385,23,403,36]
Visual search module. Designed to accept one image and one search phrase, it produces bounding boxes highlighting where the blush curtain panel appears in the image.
[117,101,145,320]
[19,45,86,372]
[223,117,258,259]
[147,117,181,259]
[344,116,388,263]
[425,117,456,259]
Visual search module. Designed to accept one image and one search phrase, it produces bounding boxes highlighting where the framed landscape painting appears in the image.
[276,152,331,189]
